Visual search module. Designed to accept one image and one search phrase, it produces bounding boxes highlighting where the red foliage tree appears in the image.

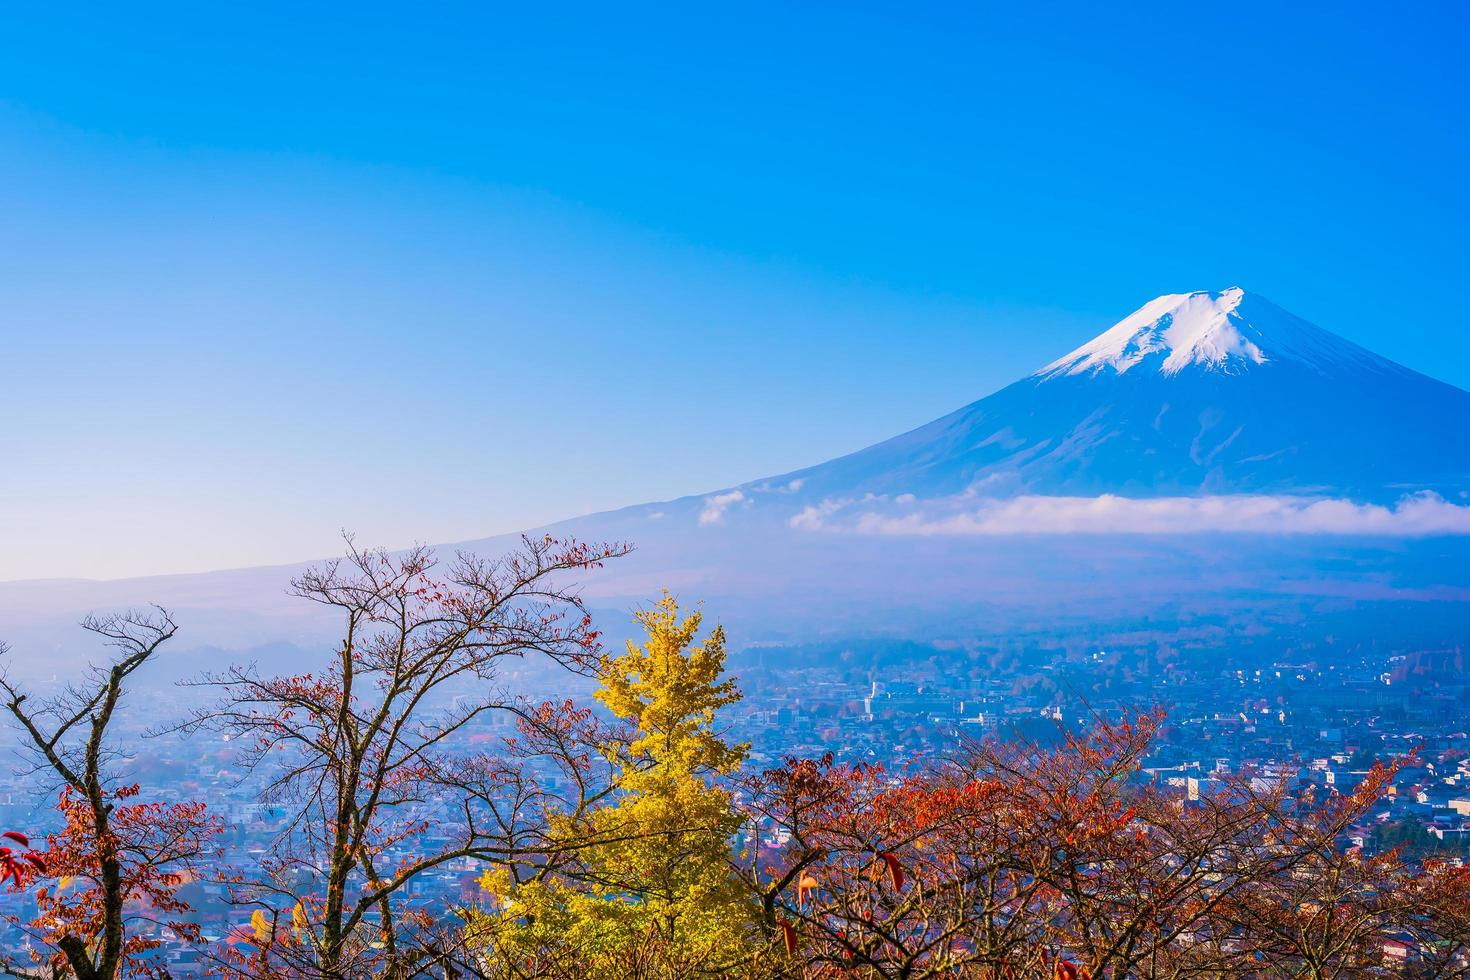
[1,610,221,980]
[25,785,220,979]
[743,713,1470,979]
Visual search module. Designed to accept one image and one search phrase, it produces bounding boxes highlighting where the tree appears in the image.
[0,611,221,980]
[189,535,627,979]
[741,714,1464,980]
[474,593,757,978]
[1218,764,1467,980]
[1396,861,1470,979]
[738,722,1160,978]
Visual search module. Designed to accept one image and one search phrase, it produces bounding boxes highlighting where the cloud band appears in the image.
[789,491,1470,537]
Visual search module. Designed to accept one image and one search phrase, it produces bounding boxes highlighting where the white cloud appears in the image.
[751,477,806,495]
[790,491,1470,537]
[699,490,747,526]
[789,497,852,530]
[788,492,901,530]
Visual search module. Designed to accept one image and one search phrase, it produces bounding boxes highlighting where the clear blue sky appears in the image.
[2,2,1467,579]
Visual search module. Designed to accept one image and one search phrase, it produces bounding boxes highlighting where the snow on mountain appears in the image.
[1035,288,1395,379]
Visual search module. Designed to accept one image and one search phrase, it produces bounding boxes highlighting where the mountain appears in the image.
[5,287,1470,672]
[428,286,1470,634]
[763,288,1470,504]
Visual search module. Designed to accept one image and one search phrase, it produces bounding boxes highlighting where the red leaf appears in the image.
[880,851,905,891]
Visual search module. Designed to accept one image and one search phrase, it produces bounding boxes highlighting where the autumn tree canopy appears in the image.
[3,546,1468,980]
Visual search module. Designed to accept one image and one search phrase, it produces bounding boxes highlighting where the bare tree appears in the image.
[187,535,628,979]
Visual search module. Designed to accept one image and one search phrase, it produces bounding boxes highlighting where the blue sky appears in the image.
[2,2,1467,579]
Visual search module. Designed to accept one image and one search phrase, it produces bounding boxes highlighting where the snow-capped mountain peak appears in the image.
[1035,287,1371,379]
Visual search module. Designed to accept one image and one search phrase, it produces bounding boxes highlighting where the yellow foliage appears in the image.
[472,592,756,977]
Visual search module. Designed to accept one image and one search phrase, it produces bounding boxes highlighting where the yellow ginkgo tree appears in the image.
[475,592,758,976]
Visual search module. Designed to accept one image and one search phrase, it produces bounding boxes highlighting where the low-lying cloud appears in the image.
[789,492,1470,537]
[699,490,747,526]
